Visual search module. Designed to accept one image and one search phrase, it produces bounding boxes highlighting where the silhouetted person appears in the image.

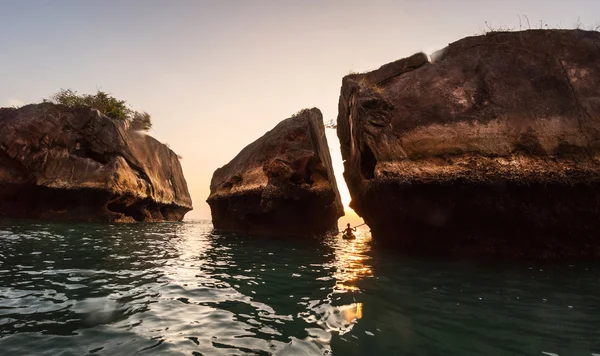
[343,223,356,239]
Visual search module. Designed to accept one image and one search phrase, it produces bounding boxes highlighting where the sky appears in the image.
[1,0,599,220]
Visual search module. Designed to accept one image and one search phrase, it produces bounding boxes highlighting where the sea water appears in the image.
[0,220,599,355]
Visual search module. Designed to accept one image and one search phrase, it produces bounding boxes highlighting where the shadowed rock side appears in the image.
[207,108,344,236]
[337,29,600,258]
[0,103,192,222]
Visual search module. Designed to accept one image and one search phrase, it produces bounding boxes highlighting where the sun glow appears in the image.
[325,130,353,210]
[326,130,365,229]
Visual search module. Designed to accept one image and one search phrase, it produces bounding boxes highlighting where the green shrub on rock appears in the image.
[48,89,152,131]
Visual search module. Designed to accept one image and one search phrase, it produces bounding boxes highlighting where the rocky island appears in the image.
[0,102,192,222]
[208,108,344,236]
[337,29,600,257]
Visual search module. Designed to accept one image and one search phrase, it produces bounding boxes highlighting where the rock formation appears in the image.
[337,29,600,257]
[0,103,192,222]
[208,108,343,236]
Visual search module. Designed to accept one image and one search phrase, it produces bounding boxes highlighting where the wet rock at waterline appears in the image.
[337,29,600,257]
[0,103,192,222]
[207,108,344,236]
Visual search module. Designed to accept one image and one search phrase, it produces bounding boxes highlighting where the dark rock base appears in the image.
[209,187,341,237]
[356,180,600,258]
[0,184,189,223]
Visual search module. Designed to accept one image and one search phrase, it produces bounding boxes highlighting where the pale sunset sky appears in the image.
[1,1,598,220]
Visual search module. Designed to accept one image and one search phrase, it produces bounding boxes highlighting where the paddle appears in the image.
[337,223,367,234]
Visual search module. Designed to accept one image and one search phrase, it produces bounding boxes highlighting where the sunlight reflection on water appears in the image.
[332,227,373,294]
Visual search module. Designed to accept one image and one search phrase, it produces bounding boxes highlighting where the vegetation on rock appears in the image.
[48,89,152,131]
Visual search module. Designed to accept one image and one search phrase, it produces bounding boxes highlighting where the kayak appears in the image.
[342,232,356,240]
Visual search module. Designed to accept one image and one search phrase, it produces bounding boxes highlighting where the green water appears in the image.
[0,220,599,355]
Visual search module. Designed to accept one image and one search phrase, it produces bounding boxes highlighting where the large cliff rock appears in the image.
[208,108,343,236]
[337,29,600,257]
[0,103,192,222]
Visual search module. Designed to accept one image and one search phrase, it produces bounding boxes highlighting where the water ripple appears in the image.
[0,220,599,355]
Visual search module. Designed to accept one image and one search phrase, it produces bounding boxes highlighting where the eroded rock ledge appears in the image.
[337,29,600,257]
[207,108,343,236]
[0,103,192,222]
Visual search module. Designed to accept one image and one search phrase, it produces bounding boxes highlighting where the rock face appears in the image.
[0,103,192,222]
[337,30,600,257]
[208,108,343,236]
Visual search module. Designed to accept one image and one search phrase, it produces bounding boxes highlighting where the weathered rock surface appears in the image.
[337,30,600,257]
[208,108,343,236]
[0,103,192,222]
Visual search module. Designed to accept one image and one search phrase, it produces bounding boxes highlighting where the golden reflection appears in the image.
[331,225,374,293]
[315,229,374,335]
[340,302,363,324]
[344,303,362,323]
[318,302,364,335]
